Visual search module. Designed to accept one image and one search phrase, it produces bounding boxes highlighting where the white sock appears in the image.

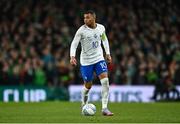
[81,87,89,105]
[100,78,109,109]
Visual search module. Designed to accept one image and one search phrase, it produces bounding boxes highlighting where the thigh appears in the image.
[95,60,108,78]
[80,64,94,82]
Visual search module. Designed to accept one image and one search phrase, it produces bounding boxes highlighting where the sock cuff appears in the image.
[100,78,109,85]
[83,86,89,91]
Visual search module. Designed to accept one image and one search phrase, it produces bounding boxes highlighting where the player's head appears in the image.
[84,10,96,27]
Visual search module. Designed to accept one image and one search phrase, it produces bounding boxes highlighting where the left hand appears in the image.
[106,54,112,64]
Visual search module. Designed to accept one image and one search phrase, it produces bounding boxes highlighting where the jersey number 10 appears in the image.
[92,41,98,48]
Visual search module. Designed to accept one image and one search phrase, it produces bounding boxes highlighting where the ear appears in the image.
[94,14,96,19]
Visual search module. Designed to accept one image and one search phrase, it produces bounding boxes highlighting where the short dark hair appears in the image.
[84,10,96,17]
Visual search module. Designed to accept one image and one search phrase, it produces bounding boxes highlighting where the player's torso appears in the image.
[79,24,104,65]
[80,25,103,53]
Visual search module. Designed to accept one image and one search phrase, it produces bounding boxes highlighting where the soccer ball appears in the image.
[82,103,96,116]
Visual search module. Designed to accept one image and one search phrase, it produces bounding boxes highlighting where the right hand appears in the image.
[70,56,77,66]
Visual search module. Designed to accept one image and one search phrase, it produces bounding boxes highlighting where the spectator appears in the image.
[0,0,179,87]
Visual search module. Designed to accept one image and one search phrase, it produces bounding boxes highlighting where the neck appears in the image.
[88,22,96,29]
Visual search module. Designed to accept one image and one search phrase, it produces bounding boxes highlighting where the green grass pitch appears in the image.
[0,102,180,123]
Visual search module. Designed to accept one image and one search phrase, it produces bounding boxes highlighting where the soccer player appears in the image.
[70,10,113,116]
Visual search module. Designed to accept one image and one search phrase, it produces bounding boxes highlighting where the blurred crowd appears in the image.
[0,0,180,88]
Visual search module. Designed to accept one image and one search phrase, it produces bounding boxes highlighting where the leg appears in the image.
[99,72,109,109]
[99,72,113,116]
[95,60,113,116]
[81,82,92,106]
[80,65,93,107]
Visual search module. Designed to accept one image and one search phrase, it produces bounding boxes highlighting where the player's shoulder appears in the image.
[97,23,105,30]
[77,25,87,32]
[97,23,104,27]
[75,25,84,34]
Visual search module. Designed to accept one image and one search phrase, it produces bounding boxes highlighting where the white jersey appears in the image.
[70,23,110,66]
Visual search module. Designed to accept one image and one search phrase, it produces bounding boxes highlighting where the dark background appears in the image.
[0,0,180,88]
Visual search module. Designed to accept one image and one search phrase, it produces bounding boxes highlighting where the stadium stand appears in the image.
[0,0,179,88]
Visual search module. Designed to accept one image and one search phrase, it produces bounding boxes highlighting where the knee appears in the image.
[85,82,92,89]
[99,72,108,80]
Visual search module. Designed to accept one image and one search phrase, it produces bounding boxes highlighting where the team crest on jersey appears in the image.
[94,34,98,39]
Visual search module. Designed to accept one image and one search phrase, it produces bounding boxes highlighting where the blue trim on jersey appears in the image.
[80,60,108,82]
